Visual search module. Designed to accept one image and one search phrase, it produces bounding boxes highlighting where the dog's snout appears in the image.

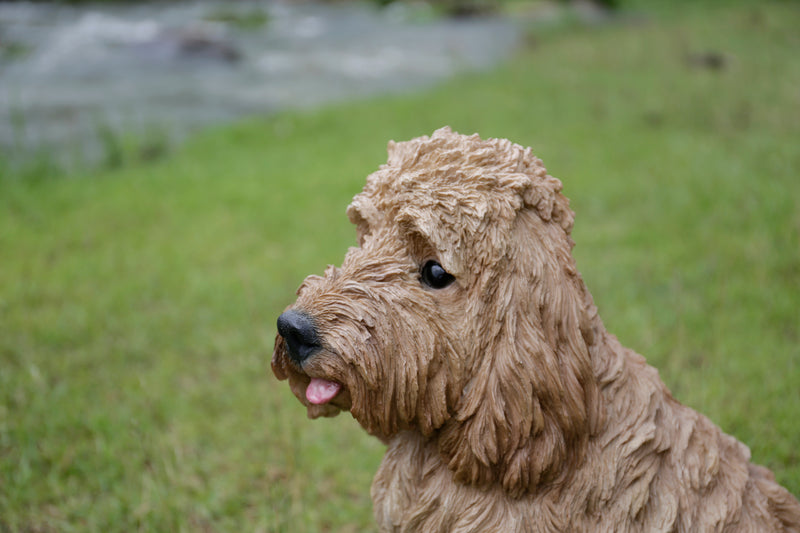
[277,310,321,364]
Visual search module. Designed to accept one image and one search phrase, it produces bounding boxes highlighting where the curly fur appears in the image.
[272,127,800,532]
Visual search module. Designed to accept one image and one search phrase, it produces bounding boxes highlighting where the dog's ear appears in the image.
[437,210,601,497]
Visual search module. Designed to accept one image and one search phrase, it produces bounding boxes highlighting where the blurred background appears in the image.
[1,0,798,531]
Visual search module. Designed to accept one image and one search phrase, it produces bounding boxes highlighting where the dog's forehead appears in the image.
[346,128,575,274]
[347,166,525,250]
[347,128,547,229]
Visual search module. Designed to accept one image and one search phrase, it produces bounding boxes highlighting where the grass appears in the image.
[1,0,799,530]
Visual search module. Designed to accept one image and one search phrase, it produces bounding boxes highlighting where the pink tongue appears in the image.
[306,378,342,405]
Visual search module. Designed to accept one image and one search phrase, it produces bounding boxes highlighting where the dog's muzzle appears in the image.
[276,309,321,365]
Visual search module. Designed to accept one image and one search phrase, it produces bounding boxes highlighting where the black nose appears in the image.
[277,310,321,365]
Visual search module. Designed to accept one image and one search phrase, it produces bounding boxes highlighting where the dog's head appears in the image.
[272,127,602,496]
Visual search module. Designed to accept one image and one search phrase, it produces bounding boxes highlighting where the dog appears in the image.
[272,127,800,531]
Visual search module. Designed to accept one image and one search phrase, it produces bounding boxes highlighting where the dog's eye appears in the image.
[420,260,455,289]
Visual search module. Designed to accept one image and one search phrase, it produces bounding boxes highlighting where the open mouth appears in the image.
[271,330,350,414]
[306,377,342,405]
[302,374,351,419]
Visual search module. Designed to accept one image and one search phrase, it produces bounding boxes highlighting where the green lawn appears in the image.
[1,1,798,531]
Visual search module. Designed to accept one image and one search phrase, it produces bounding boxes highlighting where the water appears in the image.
[0,1,521,169]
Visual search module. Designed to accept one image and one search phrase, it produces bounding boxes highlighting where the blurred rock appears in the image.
[171,27,241,63]
[686,51,729,71]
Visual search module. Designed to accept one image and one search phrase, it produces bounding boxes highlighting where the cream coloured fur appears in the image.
[272,127,800,532]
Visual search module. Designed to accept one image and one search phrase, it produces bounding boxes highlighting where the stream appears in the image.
[0,1,522,169]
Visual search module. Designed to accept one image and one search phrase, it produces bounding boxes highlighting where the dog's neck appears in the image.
[376,320,670,495]
[371,329,683,530]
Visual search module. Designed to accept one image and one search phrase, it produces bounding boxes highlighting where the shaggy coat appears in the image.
[272,127,800,532]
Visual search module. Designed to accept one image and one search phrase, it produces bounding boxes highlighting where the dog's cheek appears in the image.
[271,336,289,380]
[352,365,417,439]
[416,365,452,436]
[348,400,380,436]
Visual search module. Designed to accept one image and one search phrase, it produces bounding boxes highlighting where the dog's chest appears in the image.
[370,434,562,532]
